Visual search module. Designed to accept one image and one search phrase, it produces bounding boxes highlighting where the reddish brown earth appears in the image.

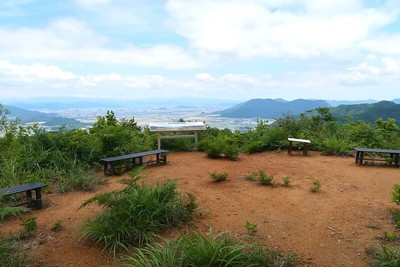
[1,151,400,266]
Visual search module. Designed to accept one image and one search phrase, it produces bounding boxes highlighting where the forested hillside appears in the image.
[331,101,400,124]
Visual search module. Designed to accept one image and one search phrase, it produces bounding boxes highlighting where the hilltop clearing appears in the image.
[1,151,398,266]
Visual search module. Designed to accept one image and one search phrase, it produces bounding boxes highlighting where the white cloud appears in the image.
[166,0,397,59]
[0,18,201,69]
[195,73,215,82]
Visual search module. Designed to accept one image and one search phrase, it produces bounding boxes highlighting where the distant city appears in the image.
[37,105,263,132]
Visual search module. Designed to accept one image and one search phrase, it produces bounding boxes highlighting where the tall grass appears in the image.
[368,245,400,266]
[125,231,298,267]
[0,238,29,267]
[80,177,196,257]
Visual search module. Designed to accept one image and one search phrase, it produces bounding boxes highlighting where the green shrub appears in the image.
[282,176,291,187]
[210,172,229,182]
[321,137,350,155]
[19,216,37,238]
[393,184,400,204]
[80,178,196,257]
[310,180,321,192]
[245,172,258,182]
[258,170,274,185]
[52,220,63,232]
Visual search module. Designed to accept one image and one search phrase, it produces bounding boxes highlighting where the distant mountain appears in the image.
[392,99,400,104]
[331,101,400,124]
[215,99,330,118]
[326,99,378,107]
[4,105,87,129]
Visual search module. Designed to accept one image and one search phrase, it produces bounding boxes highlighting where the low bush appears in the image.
[310,180,321,192]
[125,231,297,267]
[282,176,291,187]
[258,170,274,185]
[393,184,400,205]
[321,137,351,156]
[210,172,229,182]
[80,177,197,257]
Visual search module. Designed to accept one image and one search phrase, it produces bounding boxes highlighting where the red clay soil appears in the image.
[1,151,400,266]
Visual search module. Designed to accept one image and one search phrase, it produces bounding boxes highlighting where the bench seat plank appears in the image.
[0,182,47,196]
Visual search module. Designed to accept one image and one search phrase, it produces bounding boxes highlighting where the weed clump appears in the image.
[210,172,229,182]
[310,180,321,192]
[125,231,297,266]
[80,176,197,257]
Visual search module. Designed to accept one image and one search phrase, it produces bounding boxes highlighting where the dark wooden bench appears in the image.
[99,149,168,175]
[354,148,400,167]
[0,182,47,209]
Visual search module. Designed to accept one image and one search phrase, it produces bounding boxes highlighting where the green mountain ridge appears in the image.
[215,98,331,118]
[216,98,400,125]
[331,100,400,124]
[4,105,87,129]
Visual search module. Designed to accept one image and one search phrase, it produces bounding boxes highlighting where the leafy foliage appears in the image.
[80,177,196,257]
[125,231,298,267]
[210,172,229,182]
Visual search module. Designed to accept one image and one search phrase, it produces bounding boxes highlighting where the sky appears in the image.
[0,0,399,102]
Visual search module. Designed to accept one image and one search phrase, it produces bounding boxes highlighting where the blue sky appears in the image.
[0,0,399,101]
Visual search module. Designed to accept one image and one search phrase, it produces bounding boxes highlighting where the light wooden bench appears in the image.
[288,138,311,155]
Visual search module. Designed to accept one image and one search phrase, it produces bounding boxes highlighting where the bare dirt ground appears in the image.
[1,151,400,266]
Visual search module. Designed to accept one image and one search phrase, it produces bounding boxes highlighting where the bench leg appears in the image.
[288,141,293,155]
[26,190,33,208]
[303,143,309,156]
[34,188,43,209]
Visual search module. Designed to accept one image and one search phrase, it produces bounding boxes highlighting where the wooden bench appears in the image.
[99,149,168,175]
[354,148,400,167]
[0,182,47,209]
[288,138,311,155]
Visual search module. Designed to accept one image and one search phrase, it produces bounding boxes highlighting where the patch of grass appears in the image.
[258,170,274,186]
[125,231,298,267]
[57,171,107,193]
[19,217,37,239]
[244,220,258,235]
[210,172,229,182]
[310,180,321,192]
[0,206,30,222]
[245,171,258,182]
[52,220,63,232]
[387,208,400,228]
[0,238,29,267]
[80,177,197,257]
[367,245,400,266]
[384,231,399,242]
[393,184,400,204]
[282,176,291,187]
